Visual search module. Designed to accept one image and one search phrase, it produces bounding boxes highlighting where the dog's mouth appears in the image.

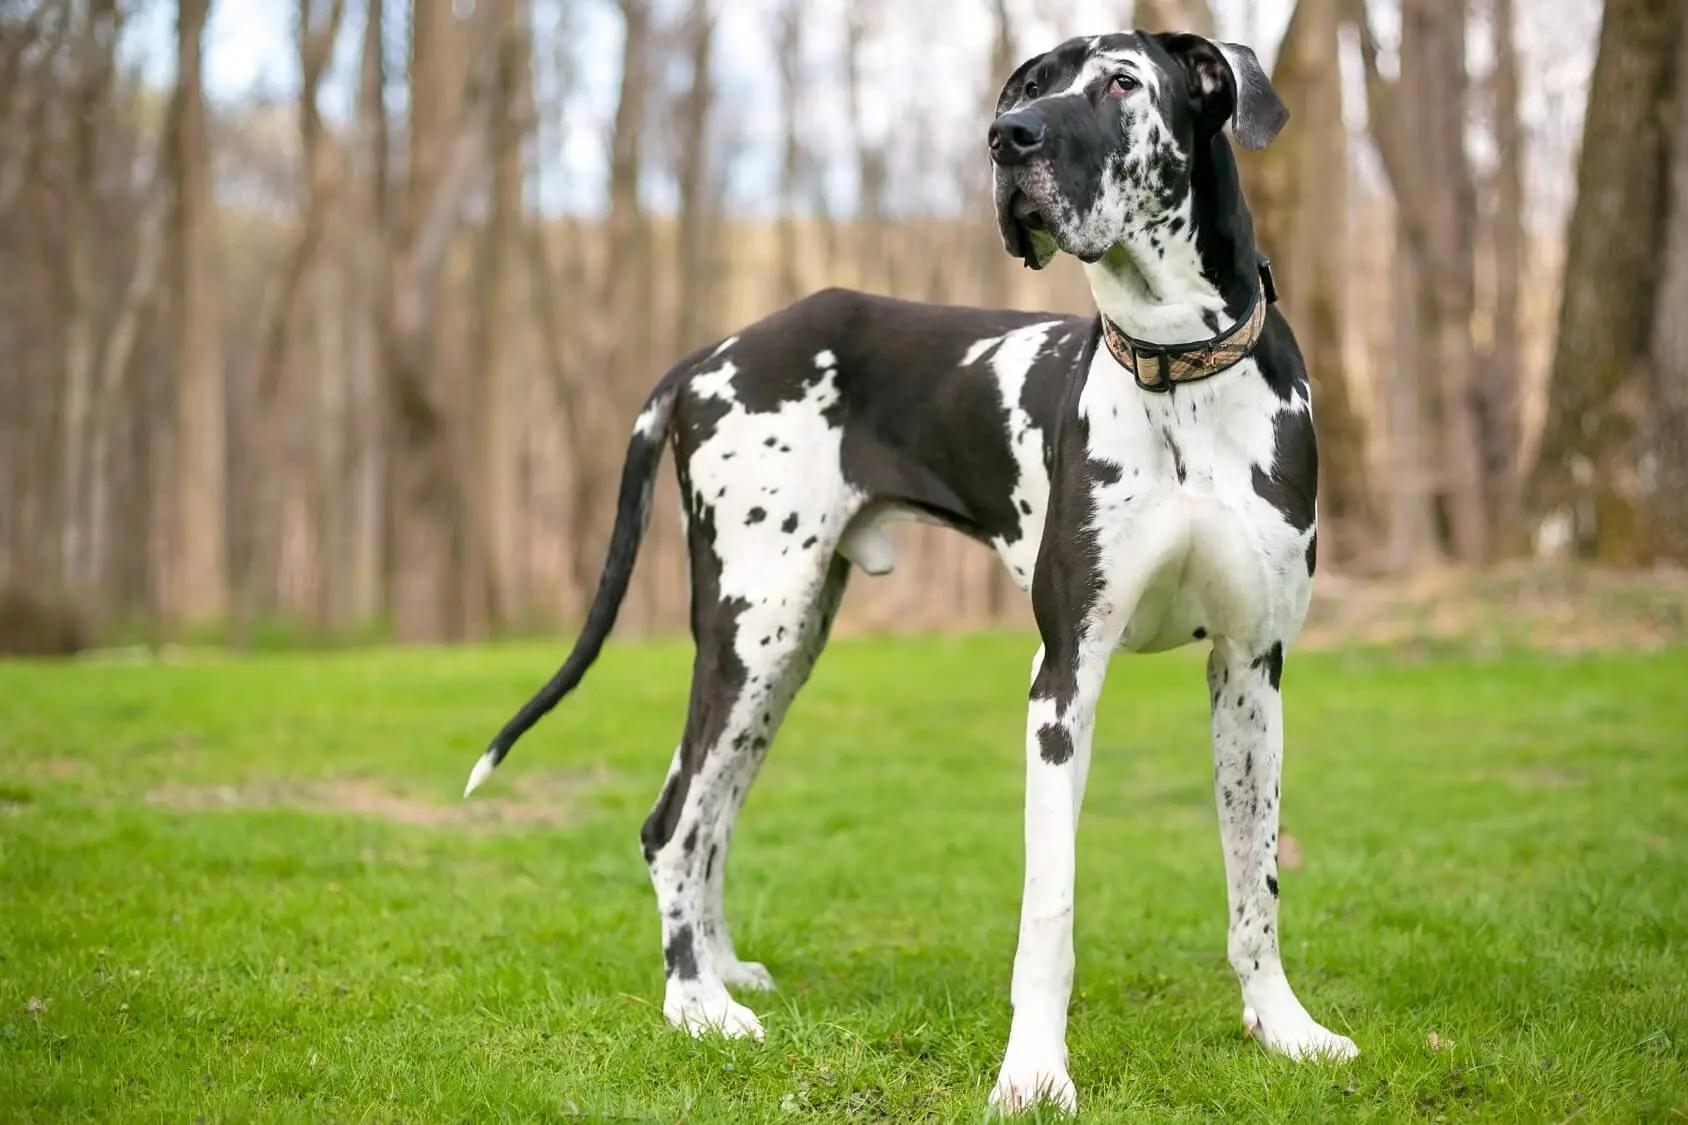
[1010,192,1048,233]
[996,178,1062,270]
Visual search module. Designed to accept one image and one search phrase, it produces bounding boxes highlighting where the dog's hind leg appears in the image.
[640,535,849,1039]
[701,554,851,993]
[1207,637,1358,1061]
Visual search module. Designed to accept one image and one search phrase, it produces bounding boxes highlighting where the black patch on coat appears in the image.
[1266,874,1279,898]
[1251,410,1317,533]
[1037,723,1074,765]
[747,507,766,524]
[781,513,799,533]
[1252,642,1284,691]
[663,924,699,981]
[1028,323,1110,724]
[639,493,751,862]
[1305,529,1318,575]
[793,288,1083,547]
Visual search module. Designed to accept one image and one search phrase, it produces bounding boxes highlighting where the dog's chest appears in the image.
[1075,355,1314,651]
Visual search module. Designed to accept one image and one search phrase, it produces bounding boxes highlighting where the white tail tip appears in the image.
[463,753,497,799]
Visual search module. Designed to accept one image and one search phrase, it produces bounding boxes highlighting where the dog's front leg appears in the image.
[991,636,1112,1115]
[1207,638,1357,1061]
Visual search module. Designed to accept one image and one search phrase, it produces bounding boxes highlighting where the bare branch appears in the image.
[252,0,350,405]
[1342,0,1400,183]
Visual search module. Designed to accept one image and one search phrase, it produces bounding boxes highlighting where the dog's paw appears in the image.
[989,1057,1077,1116]
[664,989,765,1042]
[1244,1004,1358,1062]
[720,959,777,992]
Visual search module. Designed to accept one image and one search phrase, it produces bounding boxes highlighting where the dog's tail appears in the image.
[463,371,684,798]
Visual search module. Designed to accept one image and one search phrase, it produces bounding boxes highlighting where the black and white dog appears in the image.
[466,30,1357,1113]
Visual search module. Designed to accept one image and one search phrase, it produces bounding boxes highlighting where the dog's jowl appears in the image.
[466,28,1355,1115]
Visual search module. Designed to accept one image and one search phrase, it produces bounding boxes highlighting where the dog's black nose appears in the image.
[988,111,1047,164]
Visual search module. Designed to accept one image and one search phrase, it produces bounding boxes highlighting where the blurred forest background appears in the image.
[1,0,1685,650]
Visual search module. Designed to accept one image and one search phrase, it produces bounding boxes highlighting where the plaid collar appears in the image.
[1099,256,1277,393]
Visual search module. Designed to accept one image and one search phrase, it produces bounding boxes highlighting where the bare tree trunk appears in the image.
[773,0,803,306]
[845,0,886,290]
[89,184,169,617]
[1649,13,1688,560]
[1349,1,1427,570]
[1475,0,1526,559]
[584,0,651,626]
[978,0,1021,620]
[1131,0,1214,34]
[385,2,496,643]
[1350,0,1485,565]
[674,0,716,354]
[312,190,349,634]
[0,12,65,221]
[472,0,530,636]
[1409,0,1485,561]
[60,0,119,595]
[1245,0,1372,566]
[344,0,389,631]
[168,0,228,628]
[1528,0,1680,562]
[232,0,347,643]
[522,15,605,622]
[979,0,1017,315]
[1386,226,1433,570]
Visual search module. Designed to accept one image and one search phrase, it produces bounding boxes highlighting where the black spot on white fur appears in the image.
[1037,723,1074,765]
[1252,642,1285,691]
[663,924,698,981]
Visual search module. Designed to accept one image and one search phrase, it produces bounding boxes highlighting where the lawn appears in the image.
[2,634,1685,1122]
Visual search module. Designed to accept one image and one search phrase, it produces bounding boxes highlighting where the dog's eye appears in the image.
[1109,73,1138,96]
[1024,80,1040,99]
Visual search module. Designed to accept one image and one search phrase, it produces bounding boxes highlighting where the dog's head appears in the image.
[989,32,1286,269]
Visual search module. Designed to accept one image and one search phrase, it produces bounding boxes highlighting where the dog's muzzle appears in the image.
[989,110,1059,270]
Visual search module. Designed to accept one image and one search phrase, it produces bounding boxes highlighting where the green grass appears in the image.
[2,634,1686,1122]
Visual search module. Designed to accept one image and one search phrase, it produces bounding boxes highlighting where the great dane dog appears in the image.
[465,29,1358,1113]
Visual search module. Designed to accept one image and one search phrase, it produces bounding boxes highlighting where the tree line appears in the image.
[0,0,1681,650]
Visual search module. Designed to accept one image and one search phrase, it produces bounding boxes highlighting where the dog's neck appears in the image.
[1082,133,1261,349]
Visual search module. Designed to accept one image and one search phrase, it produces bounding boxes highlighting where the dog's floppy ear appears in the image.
[994,52,1043,117]
[1154,33,1288,151]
